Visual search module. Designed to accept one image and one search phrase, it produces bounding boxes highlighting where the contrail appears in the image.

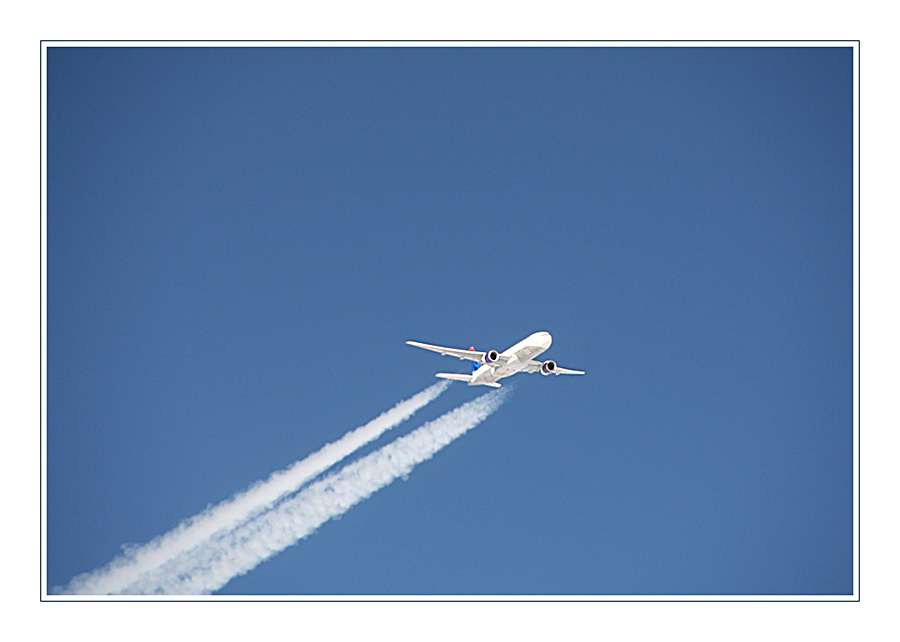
[120,386,510,594]
[59,380,451,595]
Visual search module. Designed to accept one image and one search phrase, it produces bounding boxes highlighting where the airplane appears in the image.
[406,331,584,387]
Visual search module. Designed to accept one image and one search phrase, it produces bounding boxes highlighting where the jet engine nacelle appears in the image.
[541,360,557,375]
[483,349,500,364]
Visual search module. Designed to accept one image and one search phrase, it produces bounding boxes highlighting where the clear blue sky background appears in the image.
[47,46,853,595]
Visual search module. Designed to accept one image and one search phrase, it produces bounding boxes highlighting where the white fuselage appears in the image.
[470,331,553,386]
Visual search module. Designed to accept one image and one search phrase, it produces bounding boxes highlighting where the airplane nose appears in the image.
[540,332,552,348]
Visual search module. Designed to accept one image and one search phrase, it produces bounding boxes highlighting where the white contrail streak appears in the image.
[59,380,451,595]
[121,386,510,594]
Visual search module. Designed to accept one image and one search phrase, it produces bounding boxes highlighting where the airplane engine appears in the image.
[541,360,557,375]
[483,349,500,364]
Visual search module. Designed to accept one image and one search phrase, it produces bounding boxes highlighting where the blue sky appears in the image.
[46,45,854,595]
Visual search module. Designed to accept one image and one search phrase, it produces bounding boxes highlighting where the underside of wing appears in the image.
[524,360,585,376]
[552,366,586,375]
[407,340,485,363]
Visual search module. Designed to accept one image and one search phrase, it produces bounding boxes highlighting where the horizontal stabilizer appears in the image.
[435,373,472,383]
[435,373,502,387]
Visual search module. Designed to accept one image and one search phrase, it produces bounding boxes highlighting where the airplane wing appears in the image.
[524,360,585,375]
[406,340,510,364]
[406,340,486,362]
[550,366,586,375]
